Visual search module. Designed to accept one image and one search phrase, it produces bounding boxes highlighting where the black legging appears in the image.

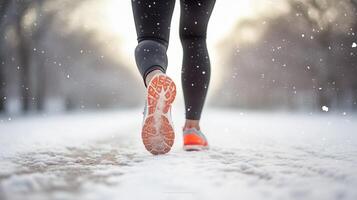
[132,0,216,120]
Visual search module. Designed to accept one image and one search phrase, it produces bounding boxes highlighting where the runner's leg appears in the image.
[179,0,216,121]
[132,0,176,87]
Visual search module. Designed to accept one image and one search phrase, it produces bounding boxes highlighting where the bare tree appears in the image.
[13,1,33,112]
[212,0,357,111]
[290,0,334,109]
[0,0,11,112]
[30,0,87,111]
[12,0,53,112]
[1,0,142,114]
[31,0,53,111]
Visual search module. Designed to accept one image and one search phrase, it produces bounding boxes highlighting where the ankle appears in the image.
[145,69,164,86]
[183,119,200,131]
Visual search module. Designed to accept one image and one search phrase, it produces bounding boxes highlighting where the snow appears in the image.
[322,106,329,112]
[352,42,356,48]
[1,108,357,200]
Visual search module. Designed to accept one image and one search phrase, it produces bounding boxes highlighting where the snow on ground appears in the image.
[0,108,357,200]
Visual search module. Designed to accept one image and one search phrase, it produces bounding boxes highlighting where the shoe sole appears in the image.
[183,145,209,151]
[142,75,176,155]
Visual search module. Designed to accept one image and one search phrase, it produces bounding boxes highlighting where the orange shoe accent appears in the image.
[183,128,209,151]
[184,134,206,146]
[142,74,176,155]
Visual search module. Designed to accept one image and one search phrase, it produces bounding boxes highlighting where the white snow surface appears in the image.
[0,108,357,200]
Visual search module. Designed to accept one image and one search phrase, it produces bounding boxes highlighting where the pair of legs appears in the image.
[132,0,216,129]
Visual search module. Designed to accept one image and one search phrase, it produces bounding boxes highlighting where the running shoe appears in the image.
[183,128,209,151]
[142,74,176,155]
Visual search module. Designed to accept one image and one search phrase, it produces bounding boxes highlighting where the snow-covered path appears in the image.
[0,109,357,200]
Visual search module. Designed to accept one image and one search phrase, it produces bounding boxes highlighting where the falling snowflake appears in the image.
[352,42,357,48]
[322,106,329,112]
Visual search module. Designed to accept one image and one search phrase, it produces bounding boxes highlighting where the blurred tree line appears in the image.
[213,0,357,112]
[0,0,142,114]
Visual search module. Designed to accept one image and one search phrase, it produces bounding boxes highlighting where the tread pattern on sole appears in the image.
[142,74,176,155]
